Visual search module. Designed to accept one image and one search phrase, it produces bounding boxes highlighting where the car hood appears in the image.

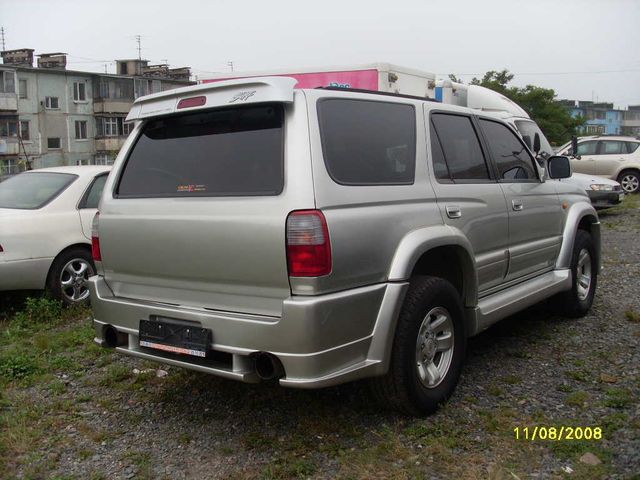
[564,173,620,189]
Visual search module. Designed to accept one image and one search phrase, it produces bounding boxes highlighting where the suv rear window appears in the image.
[318,99,416,185]
[117,104,284,197]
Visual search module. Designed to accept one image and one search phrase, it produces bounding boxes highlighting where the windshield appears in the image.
[514,120,554,157]
[0,172,77,209]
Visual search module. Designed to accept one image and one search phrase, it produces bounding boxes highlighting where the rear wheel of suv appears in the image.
[551,230,597,318]
[370,276,466,416]
[617,170,640,194]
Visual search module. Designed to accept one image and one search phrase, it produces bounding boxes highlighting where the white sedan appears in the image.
[0,166,110,304]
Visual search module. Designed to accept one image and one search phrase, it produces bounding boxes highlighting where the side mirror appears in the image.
[533,133,541,155]
[522,135,532,149]
[547,155,572,179]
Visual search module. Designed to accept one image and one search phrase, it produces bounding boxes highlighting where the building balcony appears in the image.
[93,98,134,114]
[0,137,20,155]
[0,93,18,112]
[95,136,127,152]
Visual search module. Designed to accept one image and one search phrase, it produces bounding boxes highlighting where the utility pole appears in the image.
[1,27,6,51]
[135,34,142,60]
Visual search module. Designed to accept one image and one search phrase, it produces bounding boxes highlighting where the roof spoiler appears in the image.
[126,76,297,122]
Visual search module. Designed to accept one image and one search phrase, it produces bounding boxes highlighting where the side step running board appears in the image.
[467,270,571,336]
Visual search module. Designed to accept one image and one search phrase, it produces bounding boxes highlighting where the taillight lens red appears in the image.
[91,212,101,261]
[286,210,332,277]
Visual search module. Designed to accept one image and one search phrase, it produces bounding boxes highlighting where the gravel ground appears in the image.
[3,199,639,479]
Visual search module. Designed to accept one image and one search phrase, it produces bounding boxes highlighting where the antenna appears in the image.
[135,34,142,60]
[161,58,168,66]
[1,27,6,51]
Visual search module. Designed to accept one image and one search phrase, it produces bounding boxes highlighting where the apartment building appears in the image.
[560,99,640,136]
[0,48,193,177]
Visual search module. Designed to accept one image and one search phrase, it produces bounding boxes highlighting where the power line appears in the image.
[441,69,640,76]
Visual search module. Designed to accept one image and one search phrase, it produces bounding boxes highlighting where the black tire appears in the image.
[617,170,640,194]
[551,230,597,318]
[370,276,466,416]
[47,247,96,306]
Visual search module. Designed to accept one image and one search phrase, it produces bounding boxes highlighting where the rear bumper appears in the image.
[89,276,408,388]
[0,257,52,290]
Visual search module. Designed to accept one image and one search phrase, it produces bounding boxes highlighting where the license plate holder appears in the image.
[139,318,211,358]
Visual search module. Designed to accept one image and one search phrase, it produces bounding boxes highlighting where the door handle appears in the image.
[446,205,462,219]
[512,199,524,211]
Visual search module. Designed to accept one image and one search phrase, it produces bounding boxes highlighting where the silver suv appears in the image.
[558,135,640,193]
[90,78,600,415]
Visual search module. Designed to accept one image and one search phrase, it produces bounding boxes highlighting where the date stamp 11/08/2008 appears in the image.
[514,426,603,441]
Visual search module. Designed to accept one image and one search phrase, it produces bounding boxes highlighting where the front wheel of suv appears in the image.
[551,230,597,318]
[370,276,466,416]
[618,170,640,194]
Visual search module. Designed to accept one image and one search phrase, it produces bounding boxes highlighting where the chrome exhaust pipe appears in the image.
[254,352,285,380]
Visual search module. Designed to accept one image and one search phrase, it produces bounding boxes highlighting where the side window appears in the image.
[318,99,416,185]
[79,174,108,209]
[430,113,489,181]
[479,119,537,181]
[626,142,640,153]
[429,122,449,180]
[599,141,625,155]
[576,141,597,155]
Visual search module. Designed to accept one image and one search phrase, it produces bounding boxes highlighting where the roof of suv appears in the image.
[577,135,640,142]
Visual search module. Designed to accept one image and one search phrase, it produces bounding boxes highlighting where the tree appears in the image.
[465,69,584,144]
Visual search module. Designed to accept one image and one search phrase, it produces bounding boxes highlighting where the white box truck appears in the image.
[198,63,437,98]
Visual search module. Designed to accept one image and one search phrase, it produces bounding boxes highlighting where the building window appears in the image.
[583,125,606,135]
[105,117,118,136]
[76,159,90,165]
[75,120,88,140]
[18,79,28,99]
[45,96,60,109]
[19,121,30,141]
[1,159,21,175]
[73,82,86,102]
[1,71,15,93]
[96,116,129,137]
[123,121,133,136]
[48,137,61,149]
[94,153,113,165]
[0,118,18,137]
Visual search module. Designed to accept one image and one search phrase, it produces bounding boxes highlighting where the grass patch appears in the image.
[565,369,590,383]
[624,309,640,323]
[603,388,632,408]
[565,391,589,408]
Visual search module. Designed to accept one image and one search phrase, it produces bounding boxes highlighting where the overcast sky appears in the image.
[1,0,639,108]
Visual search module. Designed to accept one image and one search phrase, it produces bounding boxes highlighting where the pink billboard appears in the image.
[203,69,379,90]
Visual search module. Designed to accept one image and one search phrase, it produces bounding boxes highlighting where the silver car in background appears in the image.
[0,166,110,304]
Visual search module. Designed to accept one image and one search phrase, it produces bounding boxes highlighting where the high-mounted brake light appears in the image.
[91,212,101,261]
[177,96,207,109]
[286,210,332,277]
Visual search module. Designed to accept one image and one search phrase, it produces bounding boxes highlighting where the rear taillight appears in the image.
[91,212,101,261]
[286,210,332,277]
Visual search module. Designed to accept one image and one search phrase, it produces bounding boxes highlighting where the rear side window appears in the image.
[430,113,490,181]
[599,140,624,155]
[318,99,416,185]
[79,174,108,209]
[117,104,284,197]
[626,142,640,153]
[479,119,537,181]
[0,172,77,209]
